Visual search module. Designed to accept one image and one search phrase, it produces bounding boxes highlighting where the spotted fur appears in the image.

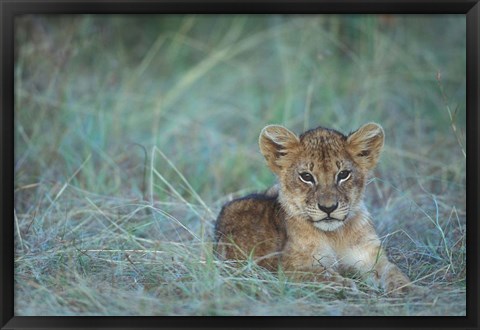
[214,123,413,294]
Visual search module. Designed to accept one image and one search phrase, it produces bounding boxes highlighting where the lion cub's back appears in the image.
[214,194,286,270]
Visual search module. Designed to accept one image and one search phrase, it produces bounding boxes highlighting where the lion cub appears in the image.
[215,123,413,294]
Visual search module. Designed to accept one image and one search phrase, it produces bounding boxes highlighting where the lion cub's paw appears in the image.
[384,280,426,297]
[329,273,358,292]
[341,277,359,292]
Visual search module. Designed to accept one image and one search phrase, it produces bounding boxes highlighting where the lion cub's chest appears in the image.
[311,239,372,272]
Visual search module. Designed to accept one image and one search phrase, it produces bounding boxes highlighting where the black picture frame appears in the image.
[1,1,478,329]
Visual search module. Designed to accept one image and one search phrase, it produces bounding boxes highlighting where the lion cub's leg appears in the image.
[344,240,412,295]
[371,251,412,295]
[281,242,357,290]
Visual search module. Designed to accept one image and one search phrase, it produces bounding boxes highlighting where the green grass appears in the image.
[14,14,466,316]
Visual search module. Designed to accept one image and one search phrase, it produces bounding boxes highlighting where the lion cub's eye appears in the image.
[337,170,351,182]
[299,172,315,184]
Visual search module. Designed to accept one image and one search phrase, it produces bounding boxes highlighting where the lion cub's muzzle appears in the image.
[317,202,339,216]
[307,201,349,223]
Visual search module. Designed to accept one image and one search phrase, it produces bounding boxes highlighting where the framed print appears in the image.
[1,1,478,329]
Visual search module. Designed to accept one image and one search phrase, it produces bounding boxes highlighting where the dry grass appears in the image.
[14,14,466,316]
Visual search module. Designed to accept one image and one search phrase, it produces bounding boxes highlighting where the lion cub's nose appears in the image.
[318,202,339,215]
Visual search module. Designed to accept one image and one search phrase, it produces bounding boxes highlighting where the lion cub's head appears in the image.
[259,123,384,232]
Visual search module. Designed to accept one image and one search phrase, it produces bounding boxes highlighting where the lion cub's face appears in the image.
[259,123,384,232]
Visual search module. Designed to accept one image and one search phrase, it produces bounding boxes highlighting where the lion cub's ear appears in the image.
[347,123,385,170]
[259,125,300,174]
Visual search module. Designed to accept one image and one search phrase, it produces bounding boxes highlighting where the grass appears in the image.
[14,14,466,316]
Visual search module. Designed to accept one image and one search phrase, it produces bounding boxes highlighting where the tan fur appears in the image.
[214,123,412,294]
